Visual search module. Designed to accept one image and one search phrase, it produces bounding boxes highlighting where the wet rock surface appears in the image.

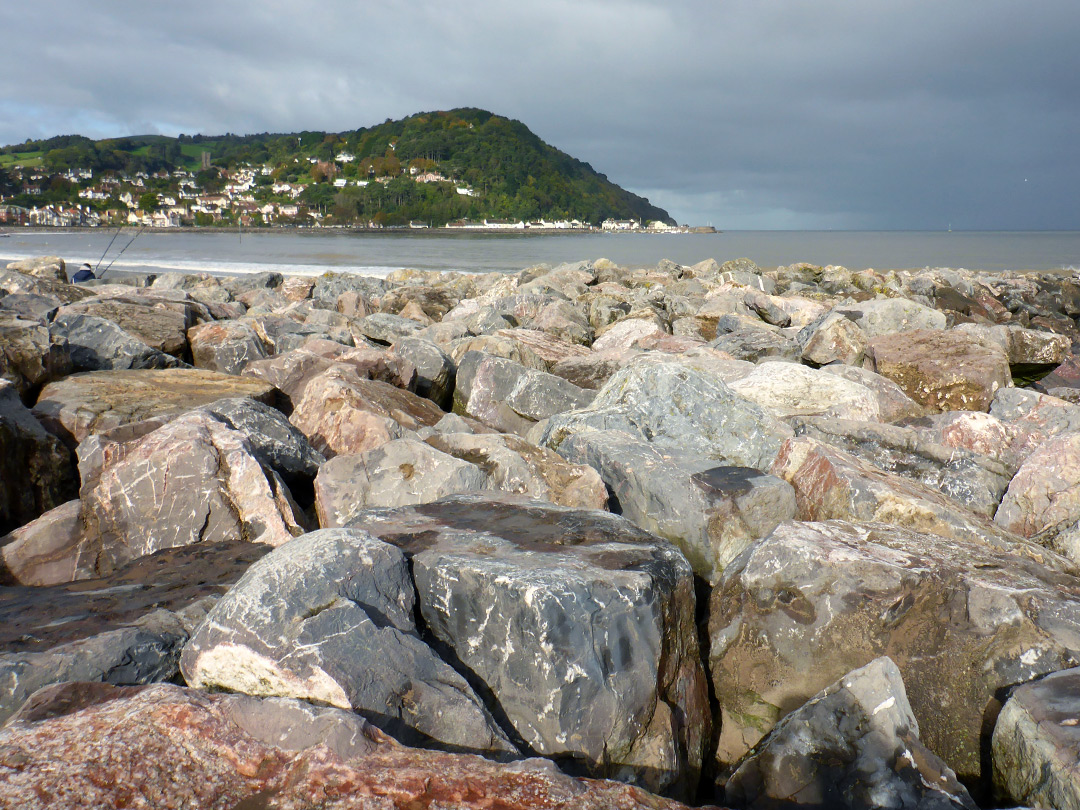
[0,540,268,723]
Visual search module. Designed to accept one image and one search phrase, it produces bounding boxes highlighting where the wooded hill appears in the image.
[0,109,673,227]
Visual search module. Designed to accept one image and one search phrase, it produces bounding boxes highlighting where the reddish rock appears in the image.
[770,436,1044,560]
[0,682,708,810]
[79,411,305,575]
[0,500,82,585]
[494,328,592,371]
[188,320,269,375]
[242,338,416,412]
[289,367,443,458]
[867,328,1011,412]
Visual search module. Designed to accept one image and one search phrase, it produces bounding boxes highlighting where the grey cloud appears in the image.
[0,0,1077,228]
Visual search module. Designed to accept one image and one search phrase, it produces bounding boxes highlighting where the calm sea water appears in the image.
[2,229,1078,278]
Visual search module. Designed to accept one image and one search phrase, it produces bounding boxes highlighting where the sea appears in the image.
[1,229,1079,278]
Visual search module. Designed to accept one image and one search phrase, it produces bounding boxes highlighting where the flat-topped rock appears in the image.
[771,436,1041,559]
[55,295,194,356]
[867,328,1011,412]
[31,368,277,448]
[709,519,1080,785]
[346,494,711,799]
[0,540,269,723]
[728,361,881,420]
[50,312,185,372]
[793,416,1013,518]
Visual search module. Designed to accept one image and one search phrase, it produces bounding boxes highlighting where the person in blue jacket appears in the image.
[71,263,95,283]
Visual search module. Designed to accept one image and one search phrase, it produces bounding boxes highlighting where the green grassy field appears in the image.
[0,151,43,168]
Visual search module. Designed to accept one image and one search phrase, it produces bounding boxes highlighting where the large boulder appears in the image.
[835,298,947,336]
[0,540,269,723]
[314,439,489,526]
[795,310,868,366]
[992,666,1080,810]
[709,519,1080,785]
[55,295,193,356]
[867,329,1011,412]
[0,313,72,402]
[196,396,325,491]
[543,360,794,472]
[242,338,417,412]
[187,320,269,375]
[901,410,1046,472]
[0,382,77,535]
[289,367,444,458]
[559,429,795,583]
[793,417,1013,518]
[723,657,976,809]
[818,364,926,423]
[454,351,594,436]
[6,255,66,282]
[0,268,91,305]
[0,500,82,586]
[78,411,305,576]
[31,368,276,449]
[0,682,700,810]
[995,430,1080,564]
[181,528,514,755]
[990,387,1080,438]
[771,437,1034,556]
[389,336,455,409]
[426,431,608,509]
[348,494,711,799]
[50,312,185,372]
[728,361,881,421]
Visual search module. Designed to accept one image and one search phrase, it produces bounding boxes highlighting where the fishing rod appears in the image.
[98,225,146,278]
[93,224,124,273]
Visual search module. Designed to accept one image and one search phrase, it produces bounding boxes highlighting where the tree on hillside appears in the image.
[138,192,159,212]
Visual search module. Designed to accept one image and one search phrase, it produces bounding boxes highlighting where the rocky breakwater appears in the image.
[3,256,1080,808]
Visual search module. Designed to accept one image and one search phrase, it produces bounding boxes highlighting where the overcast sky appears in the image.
[2,1,1077,229]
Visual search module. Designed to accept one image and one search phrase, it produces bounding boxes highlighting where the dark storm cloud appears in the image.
[1,0,1077,228]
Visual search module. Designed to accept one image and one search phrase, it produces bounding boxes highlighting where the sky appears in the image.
[1,1,1078,230]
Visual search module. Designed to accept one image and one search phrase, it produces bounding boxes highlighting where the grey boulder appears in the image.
[558,428,794,583]
[724,657,976,810]
[180,528,515,755]
[543,359,794,472]
[347,494,711,800]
